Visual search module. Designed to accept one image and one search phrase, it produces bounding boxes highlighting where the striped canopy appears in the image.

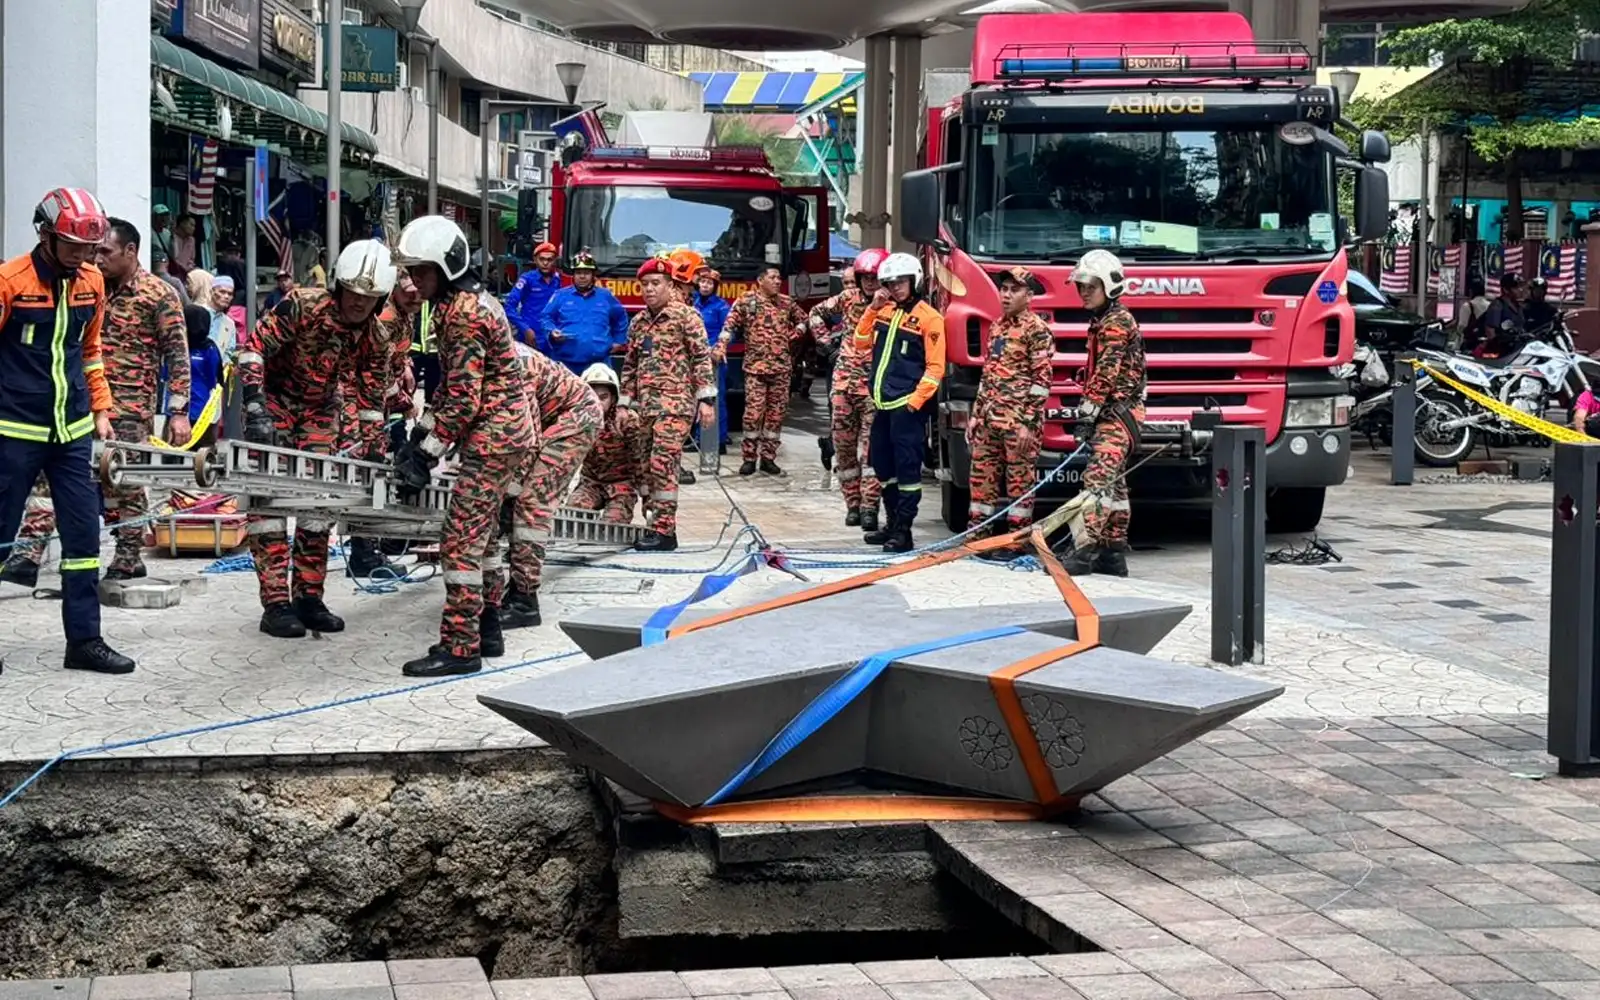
[688,71,863,113]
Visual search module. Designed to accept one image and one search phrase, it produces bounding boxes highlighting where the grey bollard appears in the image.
[1209,423,1266,666]
[1391,351,1416,486]
[698,368,723,476]
[1549,442,1600,776]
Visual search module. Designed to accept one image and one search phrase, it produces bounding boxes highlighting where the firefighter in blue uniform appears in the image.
[0,188,137,675]
[852,252,945,554]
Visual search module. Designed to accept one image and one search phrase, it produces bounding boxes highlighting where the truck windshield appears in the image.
[967,126,1336,261]
[566,184,783,279]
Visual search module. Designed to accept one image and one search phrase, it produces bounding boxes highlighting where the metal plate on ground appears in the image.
[545,578,656,596]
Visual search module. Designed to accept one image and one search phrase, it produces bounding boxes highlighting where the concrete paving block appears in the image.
[192,966,291,996]
[86,972,192,999]
[386,959,487,985]
[483,593,1275,809]
[97,577,183,610]
[0,981,91,1000]
[290,962,391,991]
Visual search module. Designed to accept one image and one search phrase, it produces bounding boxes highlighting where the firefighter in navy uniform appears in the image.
[852,252,946,554]
[1061,249,1145,578]
[0,188,136,675]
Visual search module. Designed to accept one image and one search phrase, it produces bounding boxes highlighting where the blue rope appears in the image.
[700,625,1027,806]
[0,649,583,811]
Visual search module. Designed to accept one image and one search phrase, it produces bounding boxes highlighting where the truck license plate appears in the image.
[1044,466,1084,485]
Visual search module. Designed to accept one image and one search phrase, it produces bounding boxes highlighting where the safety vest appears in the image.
[408,301,435,355]
[0,249,109,442]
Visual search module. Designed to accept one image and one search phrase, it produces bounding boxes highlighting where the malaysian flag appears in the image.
[1540,242,1585,301]
[1379,244,1412,294]
[1428,244,1464,296]
[186,135,220,216]
[551,107,610,152]
[1484,244,1525,296]
[260,202,293,274]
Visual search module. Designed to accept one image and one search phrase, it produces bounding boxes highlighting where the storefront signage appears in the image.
[170,0,260,70]
[322,24,400,93]
[262,0,317,80]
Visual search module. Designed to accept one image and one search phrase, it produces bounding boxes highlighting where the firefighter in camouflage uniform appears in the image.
[497,341,602,630]
[809,248,886,529]
[392,215,537,677]
[724,264,807,476]
[1062,249,1144,578]
[968,266,1053,558]
[619,254,717,552]
[238,239,398,638]
[1,218,193,587]
[568,363,645,524]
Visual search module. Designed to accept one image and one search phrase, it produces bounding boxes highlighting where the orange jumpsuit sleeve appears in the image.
[906,303,945,412]
[82,290,113,413]
[853,303,882,354]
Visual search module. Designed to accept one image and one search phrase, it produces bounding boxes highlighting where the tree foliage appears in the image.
[714,115,807,181]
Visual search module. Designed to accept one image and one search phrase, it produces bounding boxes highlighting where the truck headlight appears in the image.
[1284,398,1334,428]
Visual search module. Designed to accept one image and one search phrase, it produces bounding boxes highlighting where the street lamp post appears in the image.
[1330,68,1361,107]
[478,62,585,282]
[325,0,343,262]
[398,0,440,215]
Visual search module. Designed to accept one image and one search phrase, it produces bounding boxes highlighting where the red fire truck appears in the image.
[900,11,1392,532]
[548,140,832,422]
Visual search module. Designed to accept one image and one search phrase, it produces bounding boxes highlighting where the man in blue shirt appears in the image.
[538,251,630,372]
[503,241,563,343]
[690,267,731,453]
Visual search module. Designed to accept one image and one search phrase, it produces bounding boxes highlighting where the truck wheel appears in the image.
[1265,487,1326,534]
[941,481,971,534]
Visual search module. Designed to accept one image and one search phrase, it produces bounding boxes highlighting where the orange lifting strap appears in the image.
[659,527,1100,823]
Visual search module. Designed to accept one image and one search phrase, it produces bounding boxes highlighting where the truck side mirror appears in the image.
[1360,129,1391,164]
[899,170,941,247]
[1354,166,1390,242]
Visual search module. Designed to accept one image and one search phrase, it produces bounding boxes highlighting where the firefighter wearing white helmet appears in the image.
[568,361,647,525]
[850,250,945,553]
[235,239,397,641]
[1062,248,1145,578]
[390,215,539,679]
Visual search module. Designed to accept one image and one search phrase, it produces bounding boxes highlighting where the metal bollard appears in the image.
[698,386,722,476]
[1209,422,1266,666]
[1549,442,1600,776]
[1391,351,1416,486]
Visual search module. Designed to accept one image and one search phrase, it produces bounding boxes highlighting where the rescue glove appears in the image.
[393,442,437,501]
[242,400,277,446]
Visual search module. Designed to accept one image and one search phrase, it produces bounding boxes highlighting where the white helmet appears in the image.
[582,362,621,393]
[332,239,397,298]
[1073,249,1127,299]
[394,215,472,282]
[877,252,923,286]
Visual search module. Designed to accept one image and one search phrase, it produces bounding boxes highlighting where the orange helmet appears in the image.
[34,187,109,244]
[700,268,721,283]
[666,248,706,285]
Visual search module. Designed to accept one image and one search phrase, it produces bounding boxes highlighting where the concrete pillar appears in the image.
[1229,0,1320,63]
[889,34,922,253]
[858,33,892,250]
[1,0,151,260]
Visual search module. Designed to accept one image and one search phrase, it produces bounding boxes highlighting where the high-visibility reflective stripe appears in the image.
[880,478,897,488]
[59,557,99,573]
[901,483,921,493]
[870,310,903,410]
[505,482,524,497]
[0,420,50,442]
[357,409,384,422]
[420,433,446,457]
[443,569,482,585]
[969,502,994,516]
[25,496,53,513]
[64,414,93,441]
[83,359,103,373]
[652,489,678,502]
[838,468,860,482]
[512,525,549,542]
[483,554,504,572]
[410,302,435,353]
[1028,386,1049,397]
[236,351,263,365]
[50,292,70,442]
[248,517,288,534]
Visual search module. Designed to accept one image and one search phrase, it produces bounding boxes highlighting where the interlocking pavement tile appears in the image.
[1446,929,1551,955]
[1199,933,1307,966]
[493,977,596,1000]
[1491,952,1600,983]
[882,981,990,1000]
[1365,928,1480,957]
[1319,955,1442,990]
[1412,956,1525,985]
[1145,963,1264,998]
[585,973,690,1000]
[0,981,91,1000]
[1279,934,1390,960]
[192,966,291,996]
[291,962,392,991]
[1451,985,1572,1000]
[394,985,495,1000]
[87,972,192,999]
[1114,947,1222,974]
[967,980,1084,1000]
[770,968,874,991]
[1029,957,1133,979]
[1051,973,1176,1000]
[387,959,487,985]
[1236,960,1350,992]
[293,989,397,1000]
[679,970,785,996]
[941,960,1046,981]
[786,985,891,1000]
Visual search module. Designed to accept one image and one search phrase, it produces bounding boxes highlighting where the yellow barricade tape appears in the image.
[1412,359,1598,446]
[147,363,232,452]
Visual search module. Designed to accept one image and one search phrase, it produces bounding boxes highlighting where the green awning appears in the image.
[151,34,378,158]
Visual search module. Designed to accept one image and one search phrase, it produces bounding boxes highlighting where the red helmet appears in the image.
[853,248,889,278]
[34,187,109,245]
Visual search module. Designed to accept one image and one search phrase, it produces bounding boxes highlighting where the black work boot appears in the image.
[738,460,757,476]
[103,558,148,582]
[863,513,897,547]
[882,527,914,554]
[64,637,136,675]
[0,556,40,590]
[501,587,542,629]
[480,604,506,658]
[1059,544,1101,576]
[845,507,861,528]
[259,602,308,639]
[345,537,389,578]
[634,530,679,553]
[759,458,784,476]
[818,435,835,471]
[678,467,697,485]
[293,596,346,633]
[403,646,483,677]
[860,507,879,534]
[1093,543,1130,578]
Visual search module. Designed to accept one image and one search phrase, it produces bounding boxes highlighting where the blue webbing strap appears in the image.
[701,625,1027,806]
[640,552,766,646]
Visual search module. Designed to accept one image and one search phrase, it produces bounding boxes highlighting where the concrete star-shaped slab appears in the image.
[481,586,1282,809]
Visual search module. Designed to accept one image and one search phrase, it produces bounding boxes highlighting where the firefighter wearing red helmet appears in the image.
[619,254,716,551]
[0,187,136,675]
[809,248,888,531]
